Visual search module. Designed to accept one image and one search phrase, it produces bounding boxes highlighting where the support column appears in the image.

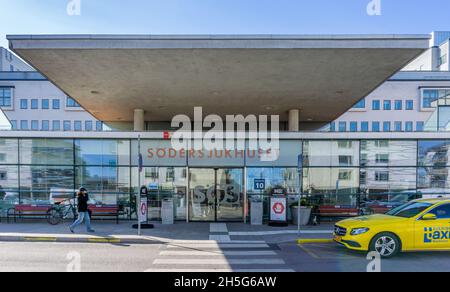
[288,109,300,132]
[134,109,145,131]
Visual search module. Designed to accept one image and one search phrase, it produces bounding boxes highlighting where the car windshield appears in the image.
[386,202,433,218]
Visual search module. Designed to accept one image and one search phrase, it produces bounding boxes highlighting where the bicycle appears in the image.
[47,199,78,225]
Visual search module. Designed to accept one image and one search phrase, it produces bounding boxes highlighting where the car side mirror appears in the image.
[422,213,437,221]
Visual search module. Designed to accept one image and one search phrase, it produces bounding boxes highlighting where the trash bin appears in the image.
[162,199,174,225]
[292,206,312,226]
[250,200,263,225]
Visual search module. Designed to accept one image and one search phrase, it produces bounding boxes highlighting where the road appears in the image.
[1,241,450,272]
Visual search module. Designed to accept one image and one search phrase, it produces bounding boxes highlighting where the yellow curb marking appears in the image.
[24,237,57,242]
[87,238,121,243]
[297,239,334,244]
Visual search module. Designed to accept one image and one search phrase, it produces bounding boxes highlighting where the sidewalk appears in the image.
[0,221,334,244]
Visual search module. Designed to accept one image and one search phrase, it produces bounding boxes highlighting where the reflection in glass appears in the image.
[75,139,130,166]
[360,140,417,167]
[0,165,19,215]
[418,140,450,166]
[0,139,18,164]
[303,140,359,167]
[418,167,450,194]
[20,139,73,165]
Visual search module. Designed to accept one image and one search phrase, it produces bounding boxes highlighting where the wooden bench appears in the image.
[7,204,52,223]
[88,205,121,224]
[312,205,359,223]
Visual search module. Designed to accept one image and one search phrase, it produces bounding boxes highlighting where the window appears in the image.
[405,122,413,132]
[416,121,425,132]
[429,204,450,219]
[52,99,60,109]
[63,121,71,131]
[0,88,12,107]
[375,171,389,181]
[372,100,380,110]
[383,122,391,132]
[85,121,93,131]
[383,100,391,110]
[52,120,61,131]
[330,122,336,132]
[338,156,353,166]
[376,154,389,164]
[74,121,82,131]
[338,122,347,132]
[406,100,414,110]
[20,99,28,109]
[96,121,103,131]
[10,65,14,72]
[66,97,81,108]
[394,100,402,110]
[20,120,28,130]
[10,120,17,130]
[41,120,49,131]
[338,170,352,180]
[361,122,369,132]
[394,122,402,132]
[42,99,49,109]
[353,99,366,109]
[372,122,380,132]
[31,120,39,131]
[350,122,357,132]
[31,99,39,109]
[439,54,448,67]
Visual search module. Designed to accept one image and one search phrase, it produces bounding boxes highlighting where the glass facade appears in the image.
[0,137,449,221]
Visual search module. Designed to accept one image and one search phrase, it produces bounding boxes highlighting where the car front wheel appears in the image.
[370,232,401,258]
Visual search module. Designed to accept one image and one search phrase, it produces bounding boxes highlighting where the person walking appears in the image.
[69,188,95,233]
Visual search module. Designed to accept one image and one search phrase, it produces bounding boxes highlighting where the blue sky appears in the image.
[1,0,450,48]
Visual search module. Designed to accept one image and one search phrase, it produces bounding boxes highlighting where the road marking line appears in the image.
[209,235,231,242]
[166,243,269,249]
[298,244,321,259]
[160,250,277,256]
[87,238,121,243]
[153,258,286,265]
[210,223,228,233]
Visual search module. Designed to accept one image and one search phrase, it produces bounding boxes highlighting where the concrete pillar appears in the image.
[288,109,300,132]
[134,109,145,131]
[431,46,440,71]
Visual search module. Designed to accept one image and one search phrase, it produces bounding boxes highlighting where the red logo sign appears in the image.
[272,202,285,214]
[163,132,171,140]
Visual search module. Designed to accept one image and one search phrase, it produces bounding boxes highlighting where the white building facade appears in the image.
[0,47,33,72]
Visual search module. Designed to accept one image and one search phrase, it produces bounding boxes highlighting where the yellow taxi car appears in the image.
[334,198,450,258]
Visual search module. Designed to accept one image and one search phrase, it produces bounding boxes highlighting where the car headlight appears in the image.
[350,228,370,236]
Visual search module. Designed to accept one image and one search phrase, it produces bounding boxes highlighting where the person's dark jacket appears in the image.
[77,193,89,212]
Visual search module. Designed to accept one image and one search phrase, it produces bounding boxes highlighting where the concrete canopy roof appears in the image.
[8,34,430,124]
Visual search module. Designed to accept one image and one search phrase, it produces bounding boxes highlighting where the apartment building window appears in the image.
[394,100,402,110]
[349,122,358,132]
[66,97,81,108]
[42,99,50,110]
[372,122,380,132]
[74,121,82,131]
[10,65,14,72]
[0,88,12,107]
[338,122,347,132]
[52,99,60,110]
[376,154,389,164]
[417,121,425,132]
[96,121,103,131]
[10,120,17,130]
[20,99,28,109]
[85,121,93,131]
[375,171,389,182]
[31,120,39,131]
[383,122,391,132]
[52,120,61,131]
[394,121,402,132]
[405,121,413,132]
[353,99,366,109]
[42,120,49,131]
[361,122,369,132]
[383,100,391,110]
[372,100,381,110]
[406,100,414,110]
[63,121,71,131]
[31,99,39,109]
[20,120,28,130]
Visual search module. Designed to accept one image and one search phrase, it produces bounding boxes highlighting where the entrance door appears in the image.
[189,168,244,222]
